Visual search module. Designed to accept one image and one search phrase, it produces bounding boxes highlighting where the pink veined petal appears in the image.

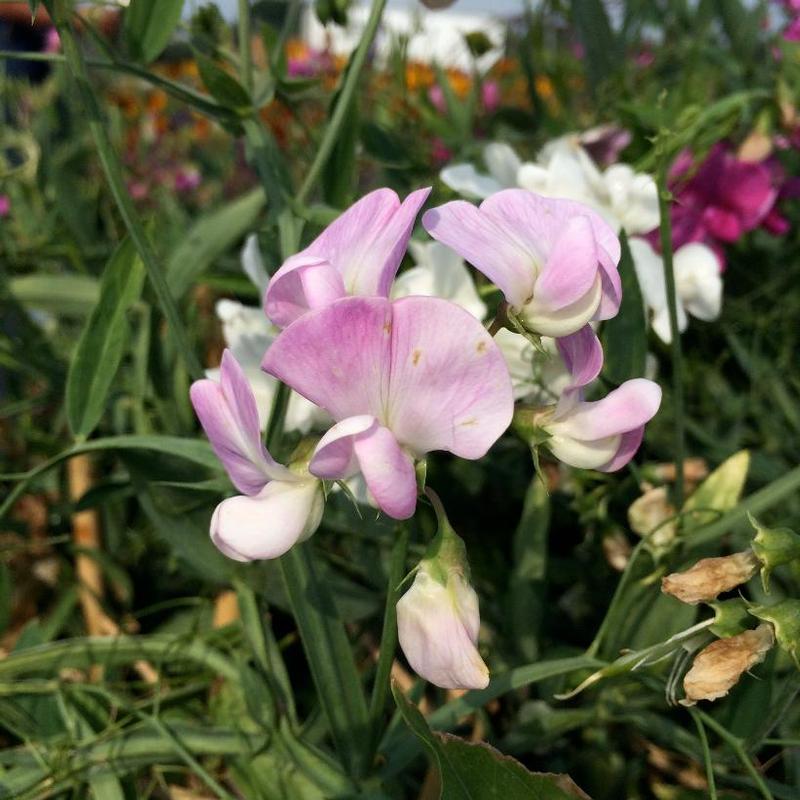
[264,254,347,328]
[306,187,432,297]
[310,416,378,479]
[262,297,392,422]
[190,351,293,495]
[352,425,417,519]
[598,425,646,472]
[387,296,514,458]
[422,200,535,308]
[535,216,599,310]
[210,480,323,561]
[553,378,662,441]
[595,245,622,320]
[556,325,604,389]
[309,416,417,519]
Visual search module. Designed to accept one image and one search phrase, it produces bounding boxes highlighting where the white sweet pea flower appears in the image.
[494,330,573,403]
[391,240,487,320]
[629,238,722,344]
[518,135,659,234]
[440,142,521,200]
[207,236,327,433]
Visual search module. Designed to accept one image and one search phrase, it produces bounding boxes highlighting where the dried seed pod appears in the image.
[662,551,759,605]
[682,624,774,705]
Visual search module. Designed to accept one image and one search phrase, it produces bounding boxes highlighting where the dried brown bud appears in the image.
[628,485,676,546]
[682,624,774,705]
[737,131,772,163]
[662,551,759,604]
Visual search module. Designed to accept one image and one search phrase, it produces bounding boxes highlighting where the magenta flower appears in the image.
[190,351,323,561]
[0,195,10,218]
[664,144,780,265]
[536,379,662,472]
[481,80,501,113]
[264,188,431,328]
[263,296,514,519]
[423,190,621,337]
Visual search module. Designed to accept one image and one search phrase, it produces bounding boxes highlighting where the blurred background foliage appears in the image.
[1,0,800,798]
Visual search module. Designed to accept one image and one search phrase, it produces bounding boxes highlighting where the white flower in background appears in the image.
[494,330,573,403]
[440,135,659,235]
[518,135,660,234]
[628,238,722,344]
[391,240,487,320]
[440,142,521,200]
[207,235,326,433]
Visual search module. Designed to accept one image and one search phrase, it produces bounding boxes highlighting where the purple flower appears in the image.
[663,143,780,266]
[265,188,431,328]
[190,351,323,560]
[174,166,201,193]
[263,296,514,519]
[0,195,10,218]
[423,190,622,337]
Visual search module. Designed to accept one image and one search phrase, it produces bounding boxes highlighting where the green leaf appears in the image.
[571,0,620,89]
[124,0,185,64]
[601,231,647,385]
[166,188,265,298]
[10,274,99,316]
[683,450,750,528]
[361,122,411,168]
[66,238,146,438]
[279,544,369,778]
[391,685,590,799]
[195,53,252,112]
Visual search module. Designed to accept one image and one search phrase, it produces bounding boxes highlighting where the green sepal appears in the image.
[748,599,800,668]
[748,512,800,593]
[709,598,752,638]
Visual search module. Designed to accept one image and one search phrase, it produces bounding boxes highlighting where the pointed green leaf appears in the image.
[683,450,750,528]
[391,685,590,799]
[66,238,146,438]
[125,0,185,64]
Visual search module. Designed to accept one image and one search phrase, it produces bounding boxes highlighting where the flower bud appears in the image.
[748,513,800,592]
[748,600,800,667]
[681,624,774,705]
[396,491,489,690]
[661,551,759,605]
[628,485,676,547]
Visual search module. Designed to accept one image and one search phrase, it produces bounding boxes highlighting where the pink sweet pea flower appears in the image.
[264,187,431,328]
[423,190,621,338]
[190,350,324,561]
[263,296,514,519]
[537,379,662,472]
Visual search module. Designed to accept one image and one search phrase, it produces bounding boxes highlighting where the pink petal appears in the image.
[190,350,292,495]
[387,297,514,458]
[598,426,645,472]
[262,297,392,422]
[306,187,431,297]
[422,200,535,307]
[310,415,377,479]
[535,216,599,310]
[210,480,323,561]
[553,378,662,441]
[702,206,742,243]
[264,254,346,328]
[309,416,417,519]
[556,325,603,389]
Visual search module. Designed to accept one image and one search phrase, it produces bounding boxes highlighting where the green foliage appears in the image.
[125,0,185,64]
[66,238,146,438]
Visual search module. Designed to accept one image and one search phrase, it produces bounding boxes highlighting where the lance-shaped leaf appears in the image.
[391,684,591,799]
[124,0,185,64]
[66,238,146,439]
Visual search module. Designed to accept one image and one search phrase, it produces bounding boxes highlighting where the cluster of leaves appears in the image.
[1,0,800,798]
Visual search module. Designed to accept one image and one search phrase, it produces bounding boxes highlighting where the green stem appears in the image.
[279,544,369,779]
[297,0,387,204]
[689,708,718,800]
[238,0,253,95]
[698,710,774,800]
[363,527,409,773]
[265,381,292,456]
[657,156,685,509]
[51,3,202,380]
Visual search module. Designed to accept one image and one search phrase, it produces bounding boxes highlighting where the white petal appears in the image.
[674,243,723,322]
[440,163,504,200]
[483,142,522,187]
[241,234,271,295]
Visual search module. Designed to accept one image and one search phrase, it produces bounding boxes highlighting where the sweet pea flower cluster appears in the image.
[191,185,661,689]
[440,133,726,343]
